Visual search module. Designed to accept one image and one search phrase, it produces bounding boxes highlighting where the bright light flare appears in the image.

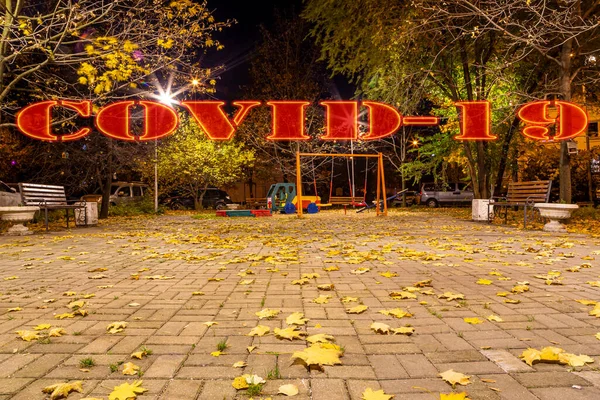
[158,93,175,105]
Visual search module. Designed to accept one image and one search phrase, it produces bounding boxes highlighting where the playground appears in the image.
[1,210,600,399]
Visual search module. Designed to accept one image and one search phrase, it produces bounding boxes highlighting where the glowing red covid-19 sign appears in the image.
[14,99,588,142]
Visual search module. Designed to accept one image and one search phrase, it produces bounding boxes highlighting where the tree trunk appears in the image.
[99,140,113,219]
[494,115,522,195]
[195,185,209,210]
[559,39,573,203]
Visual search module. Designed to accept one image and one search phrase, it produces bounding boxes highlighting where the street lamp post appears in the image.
[154,140,158,213]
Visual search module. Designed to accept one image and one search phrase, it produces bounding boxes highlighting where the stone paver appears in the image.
[1,210,600,399]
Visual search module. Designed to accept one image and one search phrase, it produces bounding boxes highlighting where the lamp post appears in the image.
[156,92,176,213]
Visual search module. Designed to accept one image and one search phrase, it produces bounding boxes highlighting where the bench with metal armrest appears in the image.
[488,180,552,229]
[19,183,86,231]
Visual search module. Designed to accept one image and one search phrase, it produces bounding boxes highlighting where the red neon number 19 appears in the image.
[454,101,497,140]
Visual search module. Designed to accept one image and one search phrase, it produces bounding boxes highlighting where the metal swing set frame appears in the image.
[295,152,388,217]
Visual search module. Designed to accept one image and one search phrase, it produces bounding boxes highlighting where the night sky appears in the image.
[204,0,301,99]
[205,0,354,100]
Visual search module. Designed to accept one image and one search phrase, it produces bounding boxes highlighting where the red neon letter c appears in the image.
[16,100,92,141]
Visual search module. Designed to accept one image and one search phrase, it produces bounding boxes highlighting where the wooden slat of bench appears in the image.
[329,197,364,205]
[19,182,69,206]
[19,183,65,189]
[504,180,551,204]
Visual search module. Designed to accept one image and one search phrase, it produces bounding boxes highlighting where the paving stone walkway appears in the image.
[1,210,600,399]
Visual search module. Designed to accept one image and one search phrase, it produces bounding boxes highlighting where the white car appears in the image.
[82,182,149,206]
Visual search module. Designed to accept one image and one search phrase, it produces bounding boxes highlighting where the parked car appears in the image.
[81,182,149,206]
[0,180,20,206]
[390,190,419,207]
[420,182,474,207]
[161,188,232,210]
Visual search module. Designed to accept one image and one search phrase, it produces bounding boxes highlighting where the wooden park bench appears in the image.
[19,183,86,231]
[488,180,552,229]
[328,196,366,206]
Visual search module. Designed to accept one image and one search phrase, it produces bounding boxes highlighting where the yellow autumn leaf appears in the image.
[476,279,492,285]
[440,393,470,400]
[291,343,342,367]
[463,318,483,325]
[379,271,397,278]
[371,322,391,334]
[559,353,594,367]
[16,330,41,341]
[108,380,147,400]
[232,376,249,390]
[362,388,394,400]
[291,278,310,285]
[302,273,320,279]
[247,325,270,336]
[274,327,308,341]
[511,285,529,294]
[323,266,340,271]
[74,309,88,317]
[341,296,358,303]
[122,362,140,375]
[232,361,247,368]
[313,295,331,304]
[487,315,503,322]
[519,348,541,366]
[106,321,128,334]
[286,312,309,325]
[7,307,22,312]
[256,308,280,319]
[34,324,51,331]
[55,313,75,319]
[192,291,205,296]
[49,328,67,337]
[439,369,471,387]
[576,299,597,306]
[392,326,415,335]
[347,305,369,314]
[211,351,224,357]
[389,291,417,300]
[414,279,432,287]
[68,300,85,309]
[306,333,335,344]
[204,321,218,327]
[317,283,335,290]
[279,383,299,396]
[438,292,465,301]
[42,381,84,399]
[539,346,562,361]
[379,308,412,319]
[496,292,510,297]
